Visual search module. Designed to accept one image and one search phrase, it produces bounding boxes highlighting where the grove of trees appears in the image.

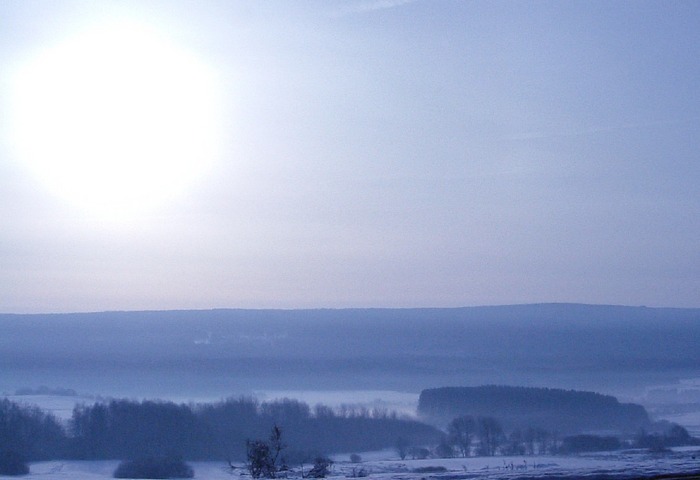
[0,399,66,467]
[418,386,650,434]
[0,397,440,465]
[1,393,698,477]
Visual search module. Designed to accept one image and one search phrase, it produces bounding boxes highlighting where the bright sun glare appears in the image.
[10,21,222,221]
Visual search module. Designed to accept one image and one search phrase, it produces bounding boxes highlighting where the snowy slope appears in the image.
[17,448,700,480]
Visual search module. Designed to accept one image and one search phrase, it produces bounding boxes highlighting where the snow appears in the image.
[13,448,700,480]
[326,450,700,480]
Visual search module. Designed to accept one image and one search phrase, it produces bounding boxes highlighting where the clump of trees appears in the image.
[2,393,699,472]
[65,397,440,461]
[113,455,194,479]
[397,414,575,459]
[0,399,67,463]
[498,426,553,456]
[434,413,699,458]
[246,425,287,479]
[0,396,440,466]
[0,450,29,476]
[419,386,650,434]
[635,422,699,452]
[476,417,504,456]
[394,437,410,460]
[244,425,333,479]
[408,446,430,460]
[559,435,621,454]
[70,400,203,460]
[437,415,506,458]
[433,438,455,458]
[432,415,597,457]
[447,415,475,457]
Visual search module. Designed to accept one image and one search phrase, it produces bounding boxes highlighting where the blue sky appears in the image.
[1,0,698,313]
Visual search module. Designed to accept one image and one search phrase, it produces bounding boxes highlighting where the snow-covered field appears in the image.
[16,448,700,480]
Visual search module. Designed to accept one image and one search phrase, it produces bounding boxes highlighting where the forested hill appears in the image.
[418,386,650,434]
[2,304,699,397]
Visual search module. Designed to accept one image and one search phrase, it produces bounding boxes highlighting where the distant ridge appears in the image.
[1,303,699,398]
[4,302,700,316]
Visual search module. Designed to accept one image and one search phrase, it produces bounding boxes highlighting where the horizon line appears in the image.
[2,301,699,316]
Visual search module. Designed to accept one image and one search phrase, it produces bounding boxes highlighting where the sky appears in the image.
[0,0,698,313]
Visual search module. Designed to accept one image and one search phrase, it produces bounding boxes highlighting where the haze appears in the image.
[1,1,698,313]
[2,304,699,396]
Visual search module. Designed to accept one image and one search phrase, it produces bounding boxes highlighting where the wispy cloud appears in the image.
[332,0,419,17]
[508,117,700,141]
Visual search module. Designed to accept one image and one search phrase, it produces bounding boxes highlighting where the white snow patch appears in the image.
[20,450,700,480]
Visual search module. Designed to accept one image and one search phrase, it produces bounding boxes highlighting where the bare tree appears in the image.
[448,415,476,457]
[245,425,287,478]
[395,437,409,460]
[477,417,503,457]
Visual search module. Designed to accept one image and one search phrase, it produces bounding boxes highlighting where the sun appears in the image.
[9,21,222,220]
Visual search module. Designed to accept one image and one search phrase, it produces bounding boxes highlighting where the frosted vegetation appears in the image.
[2,386,700,479]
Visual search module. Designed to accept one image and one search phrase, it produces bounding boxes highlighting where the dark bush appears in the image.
[304,457,332,478]
[413,466,447,473]
[560,434,621,453]
[113,455,194,479]
[434,440,455,458]
[284,448,326,465]
[0,450,30,476]
[408,446,430,459]
[349,466,369,477]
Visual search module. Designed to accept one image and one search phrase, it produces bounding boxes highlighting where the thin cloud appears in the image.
[332,0,419,17]
[509,117,700,141]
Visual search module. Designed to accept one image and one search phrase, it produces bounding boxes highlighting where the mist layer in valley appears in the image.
[3,303,700,432]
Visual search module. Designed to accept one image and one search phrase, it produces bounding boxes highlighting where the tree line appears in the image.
[1,397,440,465]
[2,396,697,476]
[410,414,698,459]
[418,385,650,434]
